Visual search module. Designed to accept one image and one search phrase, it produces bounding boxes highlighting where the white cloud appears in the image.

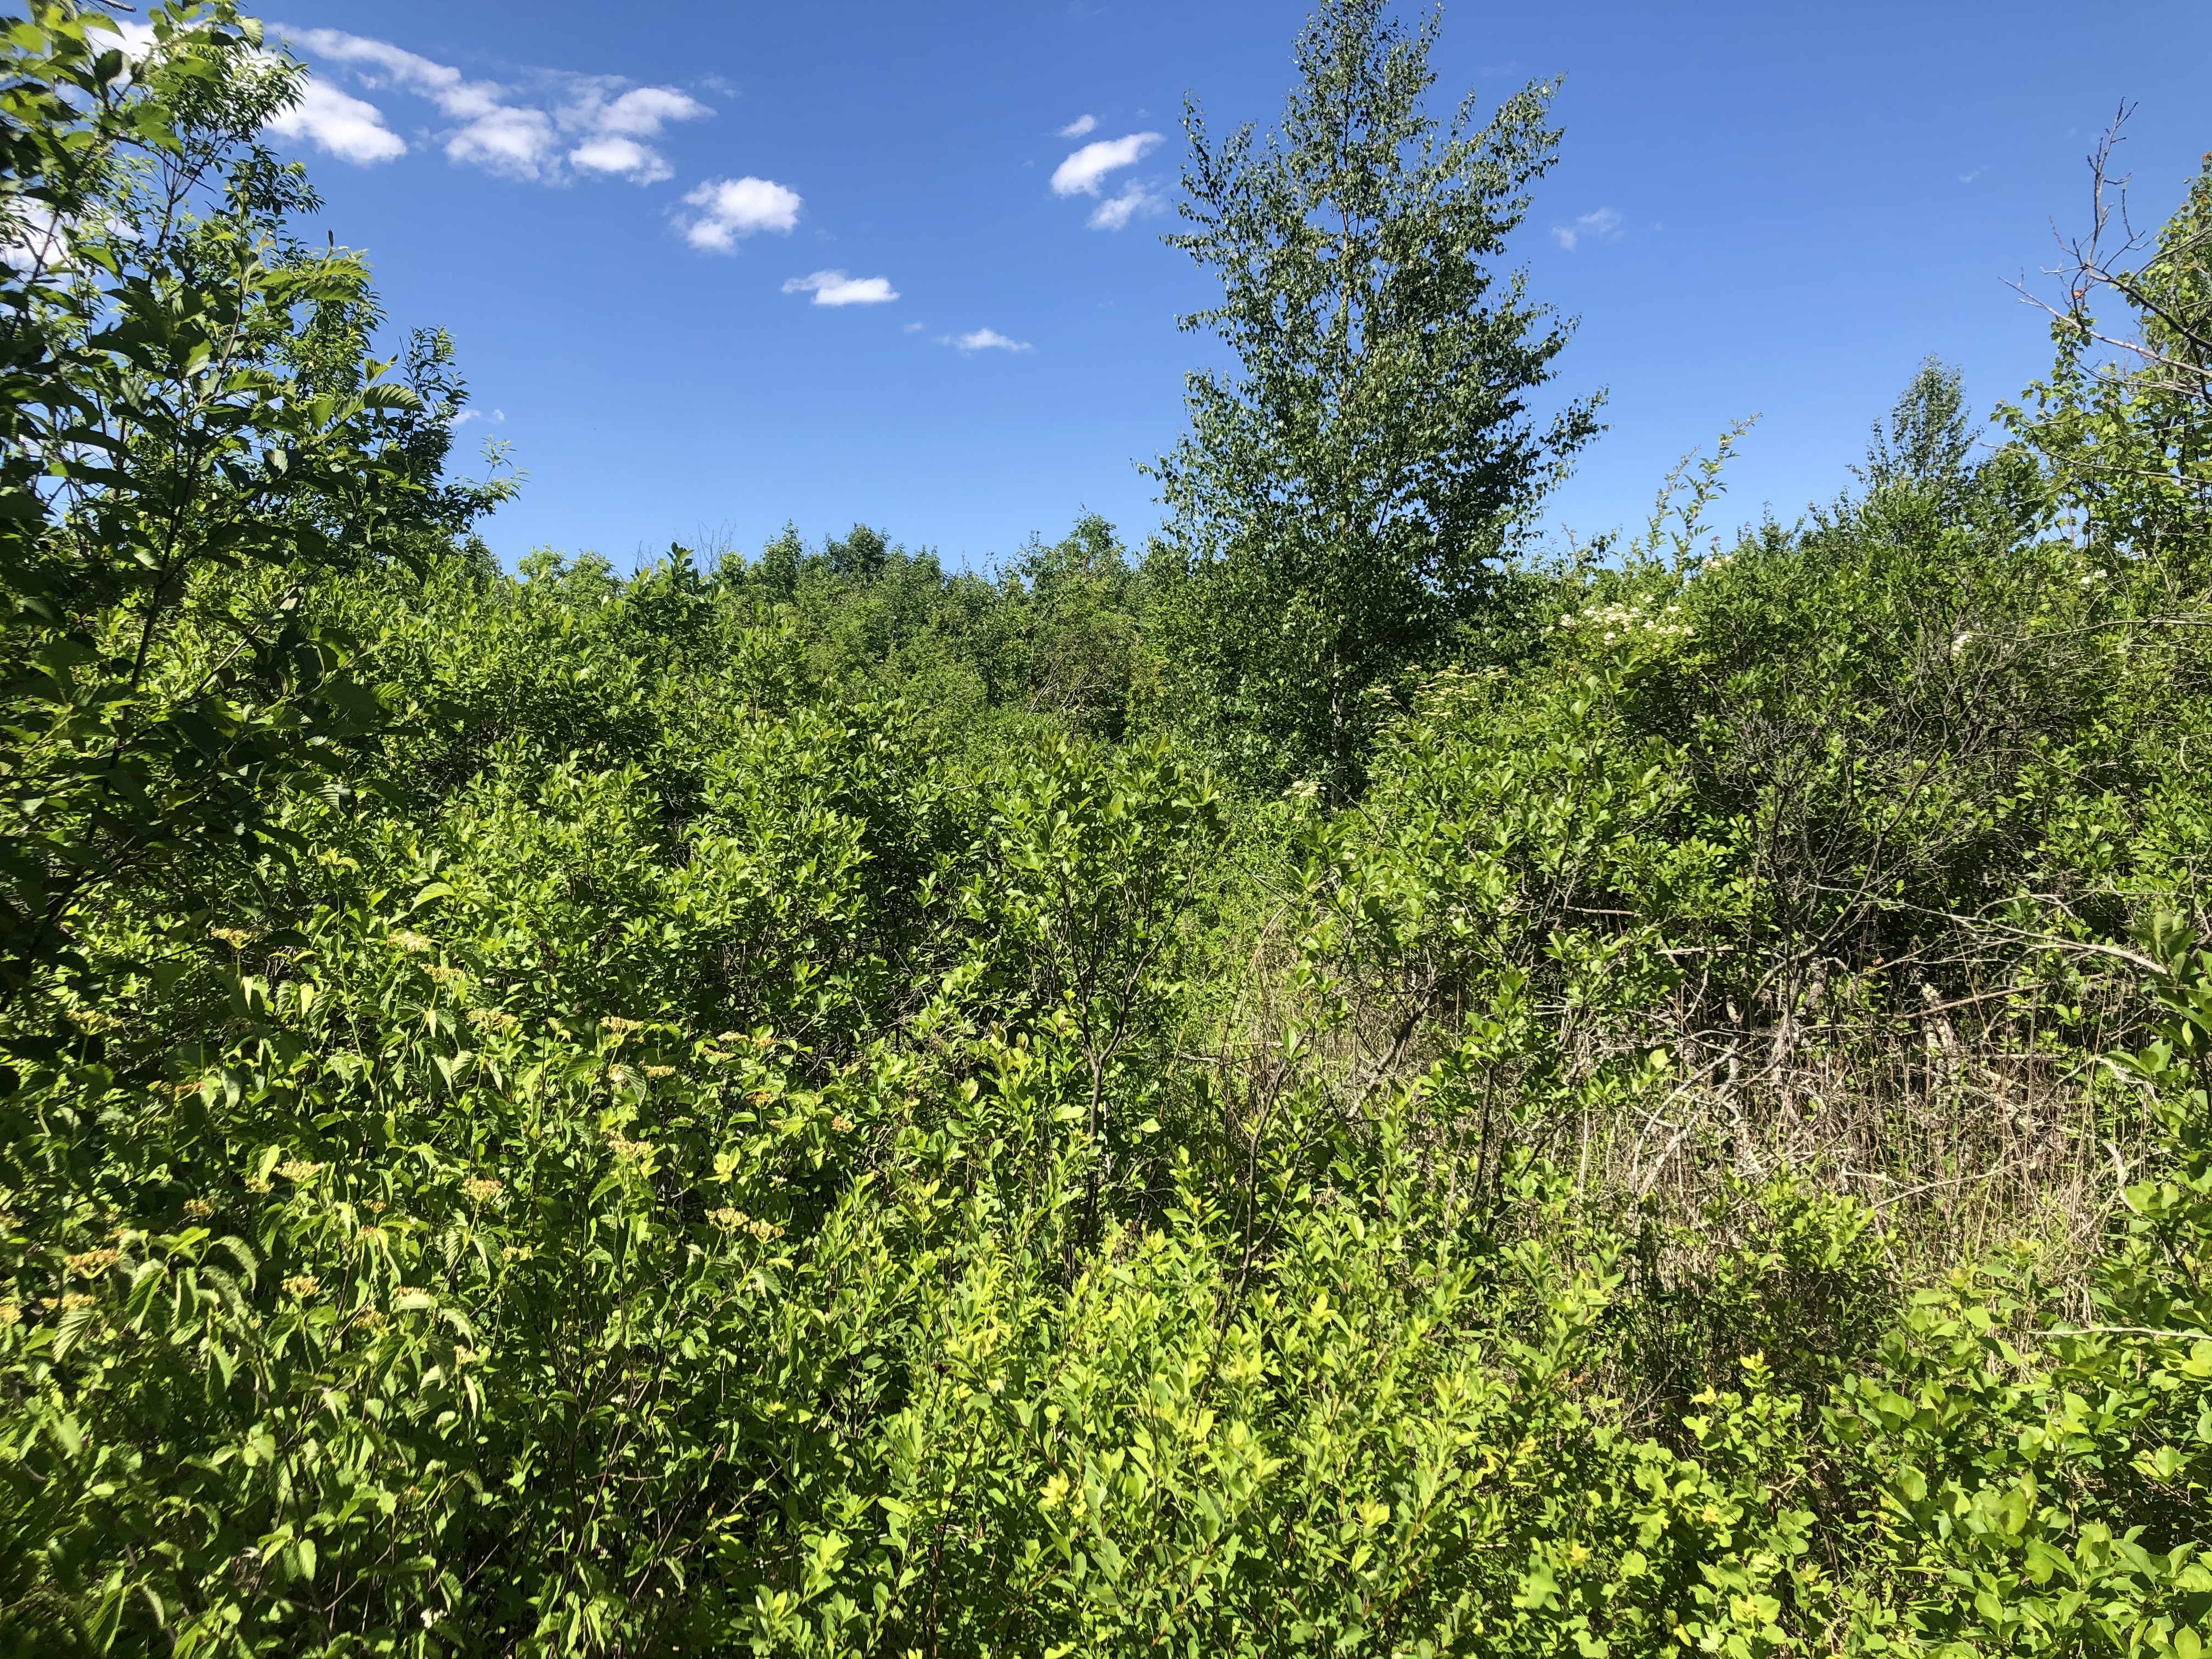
[783,269,899,306]
[592,86,709,136]
[279,26,710,185]
[563,84,708,179]
[1051,131,1160,196]
[951,328,1031,353]
[1057,113,1098,138]
[0,199,69,273]
[1088,180,1163,231]
[447,104,560,179]
[570,134,670,183]
[266,76,406,165]
[681,176,802,249]
[285,27,481,108]
[284,26,562,178]
[1550,206,1623,251]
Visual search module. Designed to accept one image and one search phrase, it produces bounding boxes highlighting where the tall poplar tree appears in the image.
[1147,0,1601,795]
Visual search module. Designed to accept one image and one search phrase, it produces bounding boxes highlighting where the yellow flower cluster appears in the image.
[461,1177,504,1203]
[276,1159,325,1182]
[283,1275,319,1298]
[708,1207,784,1241]
[65,1249,118,1277]
[386,930,435,954]
[607,1133,654,1160]
[183,1199,214,1220]
[469,1008,521,1034]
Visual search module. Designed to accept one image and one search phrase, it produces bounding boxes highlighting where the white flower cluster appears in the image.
[1551,599,1693,647]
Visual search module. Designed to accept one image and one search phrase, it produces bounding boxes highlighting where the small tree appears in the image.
[0,2,510,1011]
[1860,357,1978,498]
[2010,125,2212,578]
[1147,0,1601,797]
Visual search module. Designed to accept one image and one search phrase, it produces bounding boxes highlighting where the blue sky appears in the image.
[258,0,2212,572]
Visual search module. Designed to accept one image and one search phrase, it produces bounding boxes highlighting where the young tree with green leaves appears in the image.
[2011,125,2212,582]
[1147,0,1601,797]
[0,2,509,1019]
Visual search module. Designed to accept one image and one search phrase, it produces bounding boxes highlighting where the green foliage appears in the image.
[712,512,1145,743]
[1148,0,1601,795]
[2012,144,2212,579]
[0,1,512,1017]
[6,3,2212,1656]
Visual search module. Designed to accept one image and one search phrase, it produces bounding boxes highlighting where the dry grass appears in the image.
[1184,881,2166,1338]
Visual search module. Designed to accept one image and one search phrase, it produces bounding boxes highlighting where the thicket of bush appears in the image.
[4,3,2212,1655]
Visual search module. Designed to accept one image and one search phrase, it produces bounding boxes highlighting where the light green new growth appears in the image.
[2,3,2211,1656]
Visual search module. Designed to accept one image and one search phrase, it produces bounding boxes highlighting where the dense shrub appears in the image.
[4,3,2212,1655]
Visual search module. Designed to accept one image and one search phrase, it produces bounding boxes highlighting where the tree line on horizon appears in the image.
[3,2,2212,1655]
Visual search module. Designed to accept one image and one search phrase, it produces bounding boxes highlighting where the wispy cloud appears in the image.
[1550,206,1623,251]
[448,105,559,179]
[783,269,899,306]
[564,84,708,181]
[590,86,710,136]
[282,26,552,177]
[1051,131,1160,196]
[266,77,405,165]
[681,176,802,250]
[1088,179,1163,231]
[949,328,1032,353]
[1056,113,1098,138]
[276,25,710,183]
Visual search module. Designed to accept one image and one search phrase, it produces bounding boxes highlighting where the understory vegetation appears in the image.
[5,2,2212,1655]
